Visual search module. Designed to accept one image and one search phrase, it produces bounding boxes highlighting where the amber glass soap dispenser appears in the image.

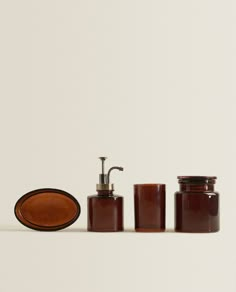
[87,157,124,232]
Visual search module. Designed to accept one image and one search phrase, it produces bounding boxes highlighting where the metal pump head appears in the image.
[96,157,124,191]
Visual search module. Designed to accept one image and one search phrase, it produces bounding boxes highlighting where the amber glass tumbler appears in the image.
[175,176,219,233]
[134,184,166,232]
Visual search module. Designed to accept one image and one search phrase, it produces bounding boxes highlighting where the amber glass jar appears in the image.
[134,184,166,232]
[175,176,219,233]
[87,190,123,232]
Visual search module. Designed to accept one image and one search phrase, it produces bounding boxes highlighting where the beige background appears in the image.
[0,1,235,291]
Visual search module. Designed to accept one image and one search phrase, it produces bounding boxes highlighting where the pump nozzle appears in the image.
[107,167,124,184]
[96,157,123,191]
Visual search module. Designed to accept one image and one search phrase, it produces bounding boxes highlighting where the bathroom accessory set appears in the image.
[14,157,220,233]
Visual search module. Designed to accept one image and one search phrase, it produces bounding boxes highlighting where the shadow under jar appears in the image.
[175,176,220,233]
[134,184,166,232]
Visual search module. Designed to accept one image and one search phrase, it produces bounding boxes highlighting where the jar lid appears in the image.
[177,176,217,184]
[14,188,81,231]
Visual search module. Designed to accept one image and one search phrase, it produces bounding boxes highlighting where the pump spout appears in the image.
[107,167,124,184]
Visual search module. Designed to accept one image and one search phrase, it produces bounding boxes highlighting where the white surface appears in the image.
[0,228,234,292]
[0,0,236,291]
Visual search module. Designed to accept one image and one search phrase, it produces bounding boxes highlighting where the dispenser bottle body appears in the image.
[87,193,123,232]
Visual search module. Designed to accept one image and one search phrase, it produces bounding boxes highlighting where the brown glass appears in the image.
[175,176,219,233]
[14,188,81,231]
[87,190,123,232]
[134,184,166,232]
